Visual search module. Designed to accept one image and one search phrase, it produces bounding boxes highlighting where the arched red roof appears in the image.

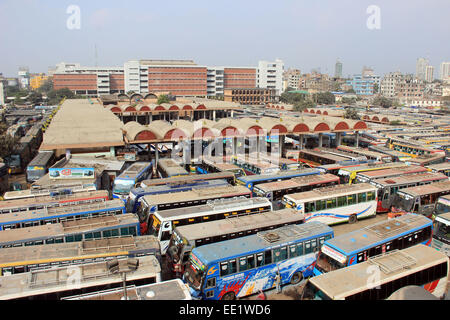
[164,128,187,140]
[334,121,350,131]
[196,104,207,110]
[314,122,330,132]
[381,117,389,123]
[353,121,368,130]
[154,105,165,111]
[110,107,121,113]
[316,110,322,114]
[372,116,380,122]
[139,105,151,112]
[135,130,157,141]
[193,127,215,138]
[220,126,239,137]
[182,105,193,110]
[246,126,264,136]
[270,124,288,135]
[124,106,136,112]
[293,123,310,133]
[169,105,180,111]
[323,111,328,115]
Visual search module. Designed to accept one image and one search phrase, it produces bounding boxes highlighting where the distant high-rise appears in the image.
[416,57,429,80]
[425,65,434,82]
[440,62,450,81]
[334,60,342,78]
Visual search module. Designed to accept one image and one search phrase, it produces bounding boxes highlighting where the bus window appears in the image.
[358,192,367,203]
[305,241,312,254]
[305,202,315,213]
[239,257,248,271]
[311,238,318,252]
[316,200,326,211]
[347,194,357,205]
[273,246,288,263]
[264,250,272,265]
[326,198,337,209]
[256,253,264,267]
[337,196,347,207]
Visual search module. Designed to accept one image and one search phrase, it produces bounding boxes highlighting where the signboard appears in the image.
[49,167,95,180]
[321,245,347,264]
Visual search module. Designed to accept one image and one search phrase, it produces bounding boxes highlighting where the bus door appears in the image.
[159,221,172,255]
[380,187,392,212]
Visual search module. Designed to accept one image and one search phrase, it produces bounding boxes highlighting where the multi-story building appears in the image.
[30,73,49,90]
[0,81,4,105]
[257,59,284,96]
[346,74,379,96]
[18,67,30,89]
[380,71,403,98]
[416,57,429,81]
[53,65,125,96]
[282,69,301,91]
[440,62,450,81]
[335,60,343,78]
[396,75,425,104]
[223,87,276,105]
[425,65,434,82]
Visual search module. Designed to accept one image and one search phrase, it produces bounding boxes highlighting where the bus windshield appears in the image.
[315,252,346,273]
[184,255,204,290]
[148,215,161,237]
[302,281,331,300]
[435,202,450,216]
[392,193,415,212]
[434,220,450,245]
[167,231,186,263]
[113,179,135,195]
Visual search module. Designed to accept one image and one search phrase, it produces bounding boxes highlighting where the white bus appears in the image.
[432,211,450,257]
[301,244,449,300]
[2,183,97,201]
[148,196,272,254]
[282,183,377,225]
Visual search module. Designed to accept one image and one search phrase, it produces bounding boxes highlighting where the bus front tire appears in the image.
[349,214,357,224]
[290,272,303,284]
[221,292,236,300]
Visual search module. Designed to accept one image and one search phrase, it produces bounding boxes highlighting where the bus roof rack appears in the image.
[367,249,417,275]
[364,214,423,238]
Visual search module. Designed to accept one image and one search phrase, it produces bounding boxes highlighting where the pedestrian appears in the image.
[275,271,281,294]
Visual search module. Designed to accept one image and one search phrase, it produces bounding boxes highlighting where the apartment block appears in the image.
[257,59,284,95]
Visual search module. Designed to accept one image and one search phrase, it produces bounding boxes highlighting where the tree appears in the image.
[373,96,393,108]
[280,91,308,104]
[47,88,75,105]
[28,91,43,105]
[294,99,315,111]
[313,92,335,104]
[37,79,53,94]
[373,82,379,94]
[344,108,360,120]
[157,94,170,105]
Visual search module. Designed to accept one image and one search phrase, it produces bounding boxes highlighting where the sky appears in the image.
[0,0,449,78]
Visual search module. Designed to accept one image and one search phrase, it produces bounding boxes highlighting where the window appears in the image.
[65,235,74,243]
[337,196,347,207]
[305,202,315,213]
[347,194,357,205]
[228,259,237,274]
[311,238,318,252]
[120,228,129,236]
[367,191,376,201]
[358,192,367,203]
[264,250,272,265]
[305,241,312,254]
[273,246,288,263]
[239,257,248,271]
[316,200,326,211]
[93,232,101,239]
[206,277,216,289]
[289,245,298,258]
[256,253,264,267]
[111,229,119,237]
[326,198,337,209]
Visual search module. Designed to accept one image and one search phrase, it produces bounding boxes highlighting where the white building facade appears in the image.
[257,59,284,96]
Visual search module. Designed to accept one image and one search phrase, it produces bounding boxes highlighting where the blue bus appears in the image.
[313,213,433,276]
[125,179,230,213]
[183,222,334,300]
[112,162,152,201]
[236,168,320,193]
[0,199,125,231]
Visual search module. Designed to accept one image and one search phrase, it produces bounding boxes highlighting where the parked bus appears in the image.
[315,160,378,176]
[183,222,334,300]
[282,183,377,225]
[337,162,408,184]
[433,194,450,220]
[313,213,433,276]
[288,149,350,167]
[232,156,280,175]
[387,137,445,158]
[302,244,448,300]
[0,255,161,300]
[370,172,448,213]
[0,235,159,276]
[236,168,321,192]
[316,147,367,162]
[112,162,152,200]
[2,183,97,201]
[256,154,302,171]
[167,208,305,277]
[253,173,339,204]
[427,162,450,178]
[432,212,450,257]
[354,165,428,184]
[0,199,125,231]
[336,145,392,163]
[26,150,55,183]
[407,153,446,167]
[157,158,189,178]
[390,180,450,218]
[140,172,235,188]
[126,179,229,213]
[0,190,109,215]
[0,214,140,248]
[368,145,412,162]
[196,156,246,179]
[62,278,190,301]
[149,197,272,255]
[137,185,252,234]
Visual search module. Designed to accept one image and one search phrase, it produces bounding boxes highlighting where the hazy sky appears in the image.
[0,0,449,77]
